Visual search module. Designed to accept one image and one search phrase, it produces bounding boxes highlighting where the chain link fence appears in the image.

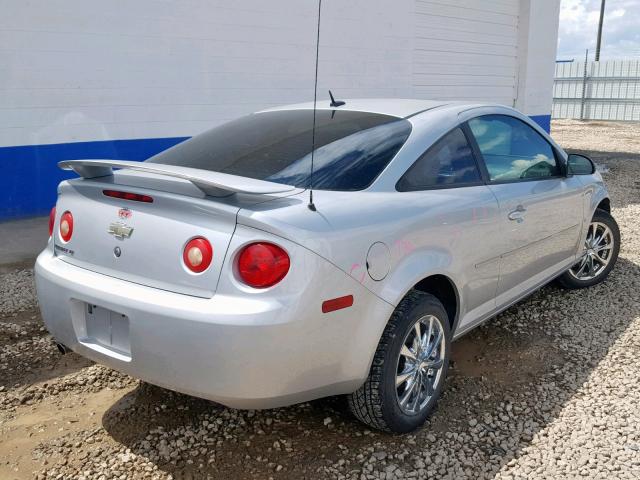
[552,59,640,121]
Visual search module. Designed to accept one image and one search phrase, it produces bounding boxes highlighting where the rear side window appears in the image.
[147,109,412,191]
[468,115,559,182]
[396,128,481,191]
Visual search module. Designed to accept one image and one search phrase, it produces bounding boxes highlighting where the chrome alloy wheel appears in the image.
[395,314,446,415]
[569,221,615,281]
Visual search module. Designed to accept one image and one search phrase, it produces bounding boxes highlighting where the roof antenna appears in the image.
[308,0,322,212]
[329,90,345,108]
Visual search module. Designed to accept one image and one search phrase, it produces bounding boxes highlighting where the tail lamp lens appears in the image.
[48,207,56,237]
[237,243,290,288]
[183,237,213,273]
[59,211,73,242]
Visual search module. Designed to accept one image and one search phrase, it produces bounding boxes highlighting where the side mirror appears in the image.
[567,154,596,175]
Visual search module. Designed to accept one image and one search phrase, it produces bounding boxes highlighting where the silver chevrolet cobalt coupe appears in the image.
[36,99,619,432]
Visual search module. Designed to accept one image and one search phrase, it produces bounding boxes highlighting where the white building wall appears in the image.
[1,0,561,147]
[514,0,561,124]
[412,0,520,105]
[0,0,560,219]
[0,0,320,147]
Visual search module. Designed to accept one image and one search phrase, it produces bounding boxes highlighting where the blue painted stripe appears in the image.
[529,114,551,133]
[0,137,188,220]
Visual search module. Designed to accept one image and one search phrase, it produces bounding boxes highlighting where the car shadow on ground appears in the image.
[101,256,640,479]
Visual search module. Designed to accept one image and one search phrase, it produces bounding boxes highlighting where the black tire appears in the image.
[348,291,451,433]
[557,208,620,289]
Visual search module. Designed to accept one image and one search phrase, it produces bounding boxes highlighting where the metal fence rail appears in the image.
[552,59,640,121]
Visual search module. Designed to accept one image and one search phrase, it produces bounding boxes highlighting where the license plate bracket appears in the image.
[83,303,131,357]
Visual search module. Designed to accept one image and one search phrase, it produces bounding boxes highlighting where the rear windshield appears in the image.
[147,109,411,191]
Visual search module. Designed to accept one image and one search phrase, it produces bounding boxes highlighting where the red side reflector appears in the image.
[322,295,354,313]
[103,190,153,203]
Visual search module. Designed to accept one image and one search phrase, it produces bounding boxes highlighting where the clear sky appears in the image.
[557,0,640,60]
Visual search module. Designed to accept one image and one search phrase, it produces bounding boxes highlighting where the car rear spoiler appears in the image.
[58,159,296,197]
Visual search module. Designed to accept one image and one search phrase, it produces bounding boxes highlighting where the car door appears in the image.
[466,114,584,306]
[396,126,501,329]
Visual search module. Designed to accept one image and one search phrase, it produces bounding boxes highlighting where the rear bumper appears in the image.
[35,244,393,409]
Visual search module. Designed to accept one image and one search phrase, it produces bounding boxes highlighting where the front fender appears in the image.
[575,172,610,251]
[583,172,608,216]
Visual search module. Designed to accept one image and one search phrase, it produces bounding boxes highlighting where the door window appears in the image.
[468,115,559,182]
[396,127,481,191]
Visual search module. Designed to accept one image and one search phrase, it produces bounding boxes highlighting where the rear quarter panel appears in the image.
[238,186,502,332]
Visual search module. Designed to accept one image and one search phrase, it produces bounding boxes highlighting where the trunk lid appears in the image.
[53,170,293,298]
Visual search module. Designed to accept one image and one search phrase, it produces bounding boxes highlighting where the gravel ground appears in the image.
[0,269,37,315]
[1,120,639,479]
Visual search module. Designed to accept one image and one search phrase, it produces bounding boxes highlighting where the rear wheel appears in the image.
[558,209,620,289]
[348,291,451,433]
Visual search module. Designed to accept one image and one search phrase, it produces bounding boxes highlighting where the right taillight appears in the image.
[59,211,73,242]
[48,207,56,237]
[237,242,290,288]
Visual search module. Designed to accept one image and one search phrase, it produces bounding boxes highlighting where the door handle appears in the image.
[508,205,527,222]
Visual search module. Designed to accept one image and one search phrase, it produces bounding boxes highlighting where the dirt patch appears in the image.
[552,119,640,154]
[451,327,565,386]
[0,387,131,479]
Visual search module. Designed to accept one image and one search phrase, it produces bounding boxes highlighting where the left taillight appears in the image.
[48,207,56,237]
[59,211,73,242]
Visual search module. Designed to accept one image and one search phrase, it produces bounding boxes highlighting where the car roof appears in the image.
[259,98,488,119]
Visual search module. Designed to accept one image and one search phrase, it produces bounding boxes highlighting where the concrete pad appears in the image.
[0,216,48,265]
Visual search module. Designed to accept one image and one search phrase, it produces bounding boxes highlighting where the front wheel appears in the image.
[558,209,620,289]
[348,291,451,433]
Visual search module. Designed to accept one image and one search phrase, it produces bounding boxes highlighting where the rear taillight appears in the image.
[48,207,56,237]
[237,243,290,288]
[103,190,153,203]
[59,211,73,242]
[183,237,213,273]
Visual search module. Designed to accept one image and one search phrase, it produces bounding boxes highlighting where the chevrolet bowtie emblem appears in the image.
[108,222,134,239]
